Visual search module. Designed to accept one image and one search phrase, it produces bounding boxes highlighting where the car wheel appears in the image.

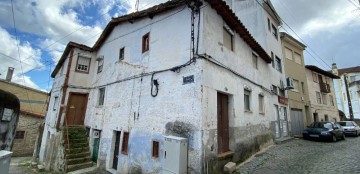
[332,135,337,142]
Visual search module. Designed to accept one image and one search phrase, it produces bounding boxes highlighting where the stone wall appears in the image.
[12,114,43,157]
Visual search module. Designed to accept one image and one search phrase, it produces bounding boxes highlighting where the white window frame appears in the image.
[98,87,106,106]
[244,90,251,111]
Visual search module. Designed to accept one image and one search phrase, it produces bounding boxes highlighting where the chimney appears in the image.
[5,67,14,82]
[331,63,338,76]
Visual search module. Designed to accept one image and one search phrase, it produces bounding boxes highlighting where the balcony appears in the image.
[320,83,331,93]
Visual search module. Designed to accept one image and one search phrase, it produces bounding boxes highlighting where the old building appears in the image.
[0,70,48,156]
[226,0,290,139]
[39,0,290,173]
[280,32,310,136]
[332,64,360,119]
[305,65,340,122]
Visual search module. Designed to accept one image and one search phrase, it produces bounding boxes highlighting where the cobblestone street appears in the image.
[237,137,360,174]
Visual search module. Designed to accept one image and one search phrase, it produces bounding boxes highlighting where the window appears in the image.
[322,94,327,105]
[121,132,129,154]
[329,95,334,106]
[142,33,150,53]
[223,27,233,51]
[272,85,278,94]
[259,94,264,113]
[312,73,318,83]
[278,88,285,97]
[271,24,278,39]
[76,56,91,73]
[119,47,125,60]
[316,92,322,104]
[285,47,293,60]
[97,59,103,73]
[350,76,355,82]
[325,77,330,84]
[275,56,282,72]
[292,79,299,92]
[325,115,329,121]
[294,52,302,64]
[301,82,305,94]
[152,141,159,158]
[252,53,258,69]
[98,87,105,106]
[15,131,25,139]
[271,52,275,68]
[267,18,271,31]
[53,96,59,111]
[244,90,251,111]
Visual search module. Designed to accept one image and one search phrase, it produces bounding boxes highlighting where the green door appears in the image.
[92,138,100,163]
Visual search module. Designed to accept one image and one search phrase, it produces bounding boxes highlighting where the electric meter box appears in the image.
[162,135,188,174]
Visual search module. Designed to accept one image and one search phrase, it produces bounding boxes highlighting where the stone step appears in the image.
[67,142,89,149]
[66,152,91,159]
[67,156,92,166]
[64,137,88,144]
[66,147,90,155]
[67,161,93,172]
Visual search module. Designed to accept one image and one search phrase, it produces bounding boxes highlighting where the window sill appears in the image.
[244,110,252,113]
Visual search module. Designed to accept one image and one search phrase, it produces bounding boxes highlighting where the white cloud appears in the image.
[0,27,44,89]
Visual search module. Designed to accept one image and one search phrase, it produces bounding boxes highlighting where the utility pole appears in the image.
[344,74,354,120]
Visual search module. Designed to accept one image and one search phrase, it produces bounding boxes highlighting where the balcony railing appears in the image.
[320,83,331,93]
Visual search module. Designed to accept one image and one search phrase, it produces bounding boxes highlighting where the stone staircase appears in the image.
[63,126,93,173]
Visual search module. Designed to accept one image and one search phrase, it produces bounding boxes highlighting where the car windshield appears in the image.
[309,122,333,129]
[338,122,353,126]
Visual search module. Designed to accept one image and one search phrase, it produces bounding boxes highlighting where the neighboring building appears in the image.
[40,0,290,173]
[0,76,48,156]
[227,0,290,139]
[280,32,310,136]
[332,64,360,119]
[305,65,340,122]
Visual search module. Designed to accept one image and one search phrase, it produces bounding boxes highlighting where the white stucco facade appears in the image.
[40,1,290,173]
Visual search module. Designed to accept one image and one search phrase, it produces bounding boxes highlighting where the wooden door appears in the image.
[217,93,229,154]
[92,137,100,163]
[66,93,88,125]
[112,131,121,169]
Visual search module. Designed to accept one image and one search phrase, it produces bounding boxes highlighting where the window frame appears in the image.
[223,26,234,51]
[119,47,125,60]
[121,132,129,155]
[329,95,334,106]
[271,52,275,68]
[15,131,25,139]
[292,79,300,92]
[142,33,150,53]
[316,91,322,104]
[284,47,293,60]
[244,89,251,111]
[98,87,106,106]
[312,73,318,83]
[271,24,278,39]
[275,56,282,73]
[97,59,103,74]
[75,56,91,74]
[53,96,59,111]
[259,94,264,114]
[152,141,159,158]
[294,52,302,64]
[322,94,327,105]
[252,53,258,69]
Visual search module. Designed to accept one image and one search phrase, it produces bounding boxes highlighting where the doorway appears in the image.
[112,131,121,170]
[313,113,319,122]
[217,93,229,154]
[65,93,88,125]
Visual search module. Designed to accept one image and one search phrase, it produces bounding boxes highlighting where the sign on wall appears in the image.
[2,108,13,121]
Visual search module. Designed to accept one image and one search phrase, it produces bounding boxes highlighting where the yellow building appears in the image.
[0,79,49,156]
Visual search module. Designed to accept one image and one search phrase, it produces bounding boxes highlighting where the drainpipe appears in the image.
[344,74,354,120]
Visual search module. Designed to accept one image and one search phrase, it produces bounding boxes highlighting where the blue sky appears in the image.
[0,0,359,91]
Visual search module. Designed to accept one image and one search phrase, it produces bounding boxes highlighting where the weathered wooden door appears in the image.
[92,137,100,163]
[66,93,88,125]
[217,93,229,154]
[290,109,304,136]
[112,131,121,169]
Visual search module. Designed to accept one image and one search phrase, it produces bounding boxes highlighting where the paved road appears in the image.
[237,136,360,174]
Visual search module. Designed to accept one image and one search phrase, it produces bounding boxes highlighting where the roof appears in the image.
[51,42,92,78]
[263,0,282,25]
[305,65,340,79]
[280,32,306,50]
[337,66,360,76]
[52,0,273,78]
[0,79,49,95]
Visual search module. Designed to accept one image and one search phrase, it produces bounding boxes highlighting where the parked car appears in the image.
[338,121,360,137]
[303,122,345,142]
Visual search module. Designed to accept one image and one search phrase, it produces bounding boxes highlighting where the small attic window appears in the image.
[223,25,234,51]
[142,33,150,53]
